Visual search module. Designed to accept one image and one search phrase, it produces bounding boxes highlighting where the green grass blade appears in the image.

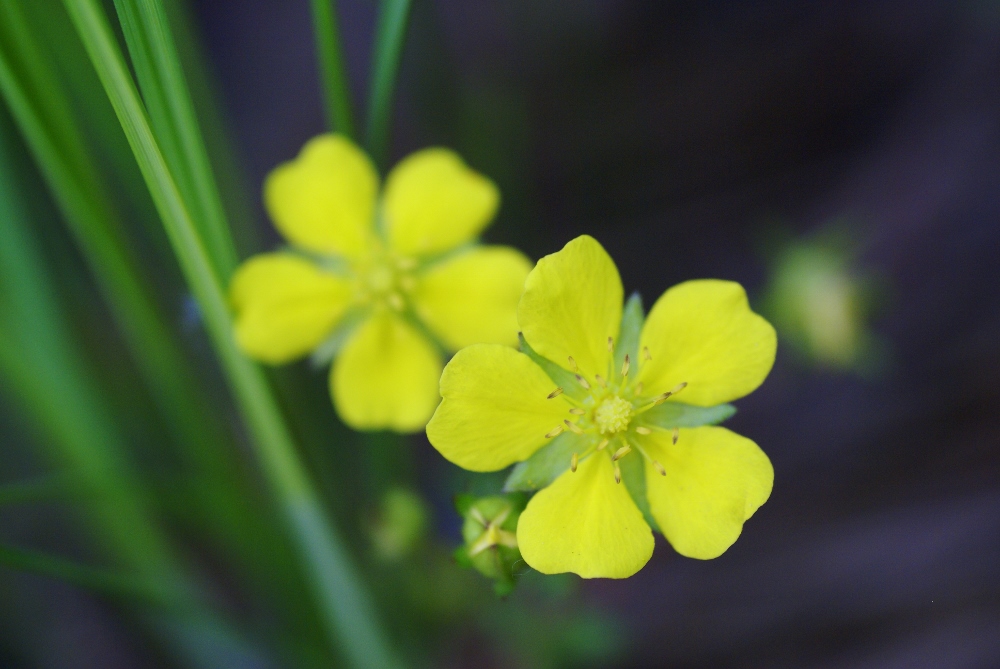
[112,0,238,279]
[0,117,267,668]
[60,1,403,666]
[310,0,356,137]
[0,0,249,536]
[366,0,411,166]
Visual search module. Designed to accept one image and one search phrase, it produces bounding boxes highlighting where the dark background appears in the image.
[191,1,1000,667]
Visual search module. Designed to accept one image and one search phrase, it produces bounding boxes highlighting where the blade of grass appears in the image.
[0,117,269,669]
[60,1,402,666]
[366,0,411,166]
[112,0,238,279]
[310,0,356,137]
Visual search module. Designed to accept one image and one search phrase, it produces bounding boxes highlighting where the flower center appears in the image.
[352,250,417,311]
[594,396,633,434]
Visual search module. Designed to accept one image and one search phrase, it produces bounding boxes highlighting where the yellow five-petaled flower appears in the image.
[427,235,777,578]
[230,134,532,432]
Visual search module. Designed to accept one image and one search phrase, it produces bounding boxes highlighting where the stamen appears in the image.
[569,407,585,415]
[635,382,643,395]
[594,374,607,388]
[545,425,564,439]
[670,381,688,395]
[563,419,584,435]
[635,426,652,435]
[398,275,416,292]
[621,354,630,378]
[652,383,689,406]
[607,336,614,352]
[614,462,622,484]
[597,438,609,451]
[642,346,652,361]
[672,427,679,445]
[547,387,564,399]
[575,374,591,390]
[570,452,578,472]
[396,257,418,271]
[611,444,631,461]
[567,356,578,371]
[387,292,405,311]
[653,460,667,476]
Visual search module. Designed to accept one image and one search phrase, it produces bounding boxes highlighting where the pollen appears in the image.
[594,396,633,434]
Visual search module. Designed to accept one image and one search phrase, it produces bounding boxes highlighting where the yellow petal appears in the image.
[230,253,352,364]
[426,344,569,472]
[383,148,499,257]
[517,235,622,379]
[642,426,773,560]
[517,454,653,578]
[637,280,776,406]
[331,313,442,432]
[264,134,378,257]
[412,246,532,350]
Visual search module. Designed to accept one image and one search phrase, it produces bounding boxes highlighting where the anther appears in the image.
[567,356,578,371]
[614,462,622,484]
[547,387,564,399]
[621,354,630,378]
[545,425,564,439]
[672,427,679,445]
[611,445,631,461]
[594,374,607,388]
[653,460,667,476]
[569,408,585,415]
[635,426,652,435]
[635,382,643,395]
[597,438,609,451]
[575,374,591,390]
[607,336,614,352]
[670,382,688,395]
[570,453,579,472]
[642,346,652,361]
[563,419,584,435]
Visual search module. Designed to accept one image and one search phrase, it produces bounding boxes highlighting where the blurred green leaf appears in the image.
[310,0,355,137]
[366,0,411,166]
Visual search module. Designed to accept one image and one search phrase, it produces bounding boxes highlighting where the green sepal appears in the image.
[614,292,644,372]
[617,453,660,533]
[493,579,516,598]
[453,493,476,517]
[641,401,736,428]
[503,431,589,492]
[517,333,588,400]
[452,545,473,569]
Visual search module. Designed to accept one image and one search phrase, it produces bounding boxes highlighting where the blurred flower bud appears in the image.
[369,487,429,561]
[454,493,527,596]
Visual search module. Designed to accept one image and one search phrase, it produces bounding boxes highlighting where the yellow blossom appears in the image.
[230,134,532,432]
[427,235,776,578]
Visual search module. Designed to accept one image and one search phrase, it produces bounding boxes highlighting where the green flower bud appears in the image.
[454,493,527,595]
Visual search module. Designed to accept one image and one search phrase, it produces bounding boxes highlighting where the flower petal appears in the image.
[383,148,499,257]
[331,313,442,432]
[426,344,569,472]
[230,253,352,364]
[517,454,653,578]
[517,235,623,379]
[413,246,532,350]
[641,426,773,560]
[264,134,378,257]
[637,280,776,406]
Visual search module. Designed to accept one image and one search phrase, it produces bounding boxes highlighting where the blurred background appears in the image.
[2,1,999,667]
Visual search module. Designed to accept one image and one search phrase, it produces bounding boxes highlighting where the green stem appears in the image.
[112,0,238,279]
[365,0,411,166]
[309,0,356,138]
[60,1,401,666]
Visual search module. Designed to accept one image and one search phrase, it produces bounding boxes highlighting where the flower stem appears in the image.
[59,1,402,666]
[366,0,411,167]
[310,0,356,138]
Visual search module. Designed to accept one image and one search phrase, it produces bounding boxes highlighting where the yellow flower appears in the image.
[230,134,532,432]
[427,235,777,578]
